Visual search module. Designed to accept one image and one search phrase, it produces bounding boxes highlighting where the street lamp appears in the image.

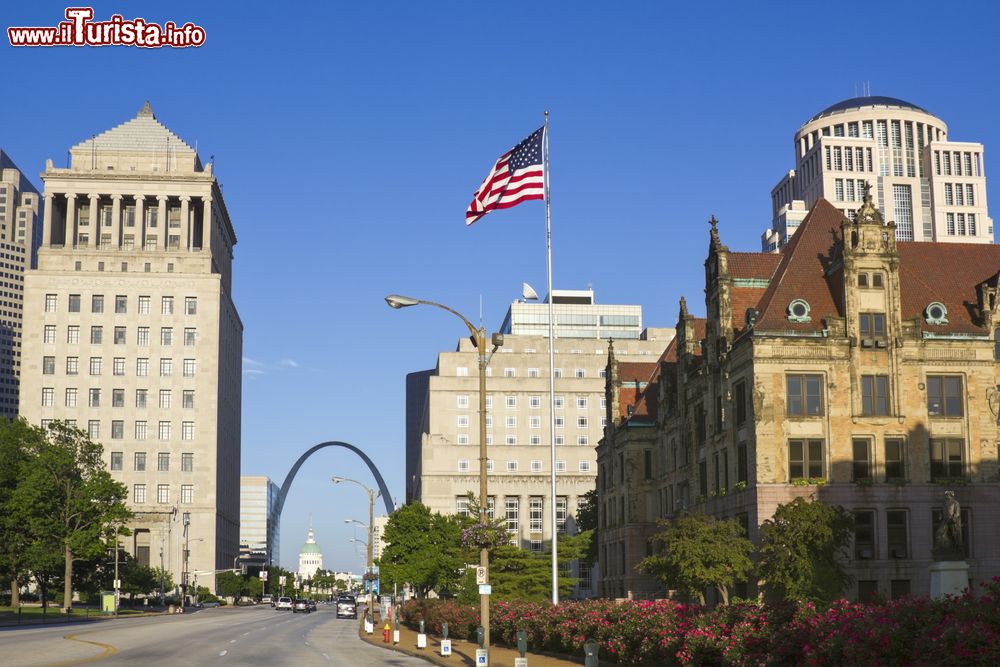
[385,294,501,649]
[333,476,380,603]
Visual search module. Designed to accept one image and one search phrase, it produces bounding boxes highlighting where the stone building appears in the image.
[18,103,243,593]
[298,527,323,581]
[600,193,1000,600]
[762,96,992,251]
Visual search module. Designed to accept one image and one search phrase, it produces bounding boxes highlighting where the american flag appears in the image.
[466,126,545,225]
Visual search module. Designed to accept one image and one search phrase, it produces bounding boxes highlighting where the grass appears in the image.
[0,605,149,625]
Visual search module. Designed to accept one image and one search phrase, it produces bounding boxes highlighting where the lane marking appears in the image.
[41,634,118,667]
[229,640,237,643]
[219,650,228,656]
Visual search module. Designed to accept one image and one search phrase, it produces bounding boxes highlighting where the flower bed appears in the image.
[399,578,1000,665]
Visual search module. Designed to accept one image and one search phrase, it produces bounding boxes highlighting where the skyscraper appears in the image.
[240,476,281,569]
[19,102,243,593]
[763,96,991,251]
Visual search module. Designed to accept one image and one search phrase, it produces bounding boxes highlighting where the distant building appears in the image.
[372,515,389,561]
[239,476,280,569]
[0,150,40,419]
[298,527,323,581]
[763,96,992,250]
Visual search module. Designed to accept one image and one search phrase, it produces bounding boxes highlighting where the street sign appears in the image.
[441,639,452,656]
[279,575,287,585]
[478,584,492,595]
[476,566,488,585]
[476,648,489,665]
[260,570,268,581]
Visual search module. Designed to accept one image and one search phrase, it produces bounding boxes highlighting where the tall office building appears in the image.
[0,151,41,418]
[407,289,673,596]
[372,514,389,561]
[240,476,281,569]
[19,103,243,593]
[762,96,991,251]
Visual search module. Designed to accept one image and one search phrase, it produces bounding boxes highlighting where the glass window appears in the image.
[181,453,193,472]
[160,358,172,376]
[854,510,876,559]
[159,389,171,409]
[158,421,171,440]
[181,485,193,504]
[184,328,196,346]
[160,327,173,346]
[185,297,197,315]
[852,438,872,480]
[157,484,170,504]
[136,389,148,408]
[44,325,57,344]
[138,295,150,314]
[42,356,55,375]
[158,452,170,471]
[859,313,886,338]
[112,420,124,439]
[115,295,127,314]
[90,326,103,344]
[861,375,890,416]
[183,359,196,377]
[930,438,964,479]
[927,376,963,417]
[161,296,174,315]
[786,374,824,416]
[529,497,543,533]
[135,422,147,441]
[112,388,124,407]
[133,484,146,503]
[136,358,149,376]
[45,294,57,312]
[183,390,194,409]
[88,388,100,407]
[110,451,123,470]
[887,510,908,559]
[788,439,824,480]
[182,422,194,440]
[69,294,81,313]
[114,327,126,344]
[885,437,905,480]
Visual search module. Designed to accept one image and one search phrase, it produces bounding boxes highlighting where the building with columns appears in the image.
[0,151,41,419]
[762,96,992,251]
[18,102,243,594]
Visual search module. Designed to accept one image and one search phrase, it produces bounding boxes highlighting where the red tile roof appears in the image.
[729,252,781,280]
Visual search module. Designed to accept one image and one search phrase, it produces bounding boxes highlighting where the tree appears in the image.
[377,503,467,598]
[245,576,263,599]
[758,496,855,605]
[12,422,131,611]
[575,489,599,563]
[216,571,244,599]
[0,419,40,607]
[638,512,754,604]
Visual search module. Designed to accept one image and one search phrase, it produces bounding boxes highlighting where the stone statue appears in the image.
[933,490,964,561]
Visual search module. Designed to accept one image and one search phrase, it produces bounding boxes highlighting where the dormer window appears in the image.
[857,272,884,289]
[925,302,948,326]
[787,299,811,323]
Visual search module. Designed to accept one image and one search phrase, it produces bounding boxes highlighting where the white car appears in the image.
[275,596,293,610]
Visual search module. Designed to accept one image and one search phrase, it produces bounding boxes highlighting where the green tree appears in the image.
[12,421,132,611]
[245,576,263,599]
[0,419,38,607]
[216,570,244,599]
[119,554,159,604]
[575,489,599,563]
[377,503,467,598]
[758,496,855,605]
[638,512,753,604]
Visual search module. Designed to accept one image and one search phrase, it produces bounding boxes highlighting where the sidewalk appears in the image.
[358,619,586,666]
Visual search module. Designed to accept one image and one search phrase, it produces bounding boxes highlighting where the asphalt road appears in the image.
[1,605,427,667]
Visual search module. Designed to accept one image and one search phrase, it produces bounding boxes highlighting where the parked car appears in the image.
[336,595,357,619]
[262,595,273,606]
[292,599,310,613]
[307,599,317,612]
[275,596,293,610]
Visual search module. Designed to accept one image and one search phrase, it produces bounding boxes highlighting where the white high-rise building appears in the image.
[19,103,243,593]
[762,96,991,251]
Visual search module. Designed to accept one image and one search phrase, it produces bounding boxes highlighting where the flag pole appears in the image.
[543,110,558,605]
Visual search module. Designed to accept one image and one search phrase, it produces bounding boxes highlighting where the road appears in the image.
[1,605,427,667]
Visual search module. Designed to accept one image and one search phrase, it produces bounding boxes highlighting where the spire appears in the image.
[679,296,689,319]
[854,180,885,226]
[709,215,721,249]
[138,101,155,119]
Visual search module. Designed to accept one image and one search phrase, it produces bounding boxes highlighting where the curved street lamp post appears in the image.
[385,294,501,650]
[333,476,380,603]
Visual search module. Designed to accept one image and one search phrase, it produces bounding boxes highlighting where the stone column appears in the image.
[110,195,122,249]
[179,197,191,251]
[89,194,100,246]
[135,195,145,249]
[157,196,168,249]
[42,193,54,246]
[201,196,212,250]
[65,193,77,247]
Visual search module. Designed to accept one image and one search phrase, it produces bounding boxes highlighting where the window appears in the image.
[734,381,747,426]
[737,442,748,483]
[136,389,148,409]
[90,326,103,344]
[135,421,147,441]
[89,357,102,376]
[456,496,471,517]
[530,435,541,445]
[457,434,469,445]
[527,368,539,378]
[457,415,469,428]
[504,368,515,378]
[577,397,588,410]
[159,389,172,409]
[891,580,911,599]
[930,438,964,480]
[157,484,170,504]
[506,460,518,472]
[555,497,568,533]
[86,420,100,440]
[577,435,589,446]
[110,452,123,470]
[158,452,170,471]
[65,357,78,375]
[554,395,565,409]
[160,359,172,376]
[44,325,56,344]
[531,460,542,472]
[786,374,824,416]
[456,366,469,377]
[183,359,196,377]
[185,297,197,315]
[138,295,150,314]
[529,497,543,532]
[134,326,149,346]
[579,460,592,472]
[161,296,174,315]
[41,387,54,407]
[927,376,963,417]
[505,497,519,533]
[505,395,516,409]
[42,356,55,375]
[859,313,886,339]
[555,460,566,472]
[529,415,541,429]
[181,485,193,504]
[112,388,124,407]
[115,295,127,314]
[529,396,541,409]
[852,438,872,480]
[69,294,82,313]
[505,435,517,446]
[858,272,869,288]
[854,510,876,559]
[577,416,588,428]
[485,415,493,429]
[45,294,57,312]
[157,421,172,441]
[88,388,100,407]
[180,453,193,473]
[457,394,469,409]
[111,420,124,439]
[574,368,585,378]
[67,326,80,344]
[160,327,173,346]
[887,510,908,559]
[486,460,494,472]
[788,439,824,480]
[136,358,149,376]
[858,580,879,602]
[553,368,563,378]
[884,437,905,480]
[458,459,469,472]
[861,375,890,416]
[182,422,194,441]
[133,484,146,503]
[65,388,78,407]
[182,390,194,409]
[111,326,125,345]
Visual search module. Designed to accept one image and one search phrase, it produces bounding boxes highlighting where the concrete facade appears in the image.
[18,103,243,593]
[602,198,1000,601]
[763,96,992,250]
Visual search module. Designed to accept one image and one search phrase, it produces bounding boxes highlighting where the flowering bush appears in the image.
[461,522,509,550]
[399,578,1000,665]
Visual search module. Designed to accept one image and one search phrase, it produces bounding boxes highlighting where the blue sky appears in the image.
[3,1,1000,571]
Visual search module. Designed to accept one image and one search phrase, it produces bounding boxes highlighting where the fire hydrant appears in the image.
[383,622,391,643]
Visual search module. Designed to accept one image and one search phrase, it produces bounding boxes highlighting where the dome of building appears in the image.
[807,96,929,123]
[300,527,322,554]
